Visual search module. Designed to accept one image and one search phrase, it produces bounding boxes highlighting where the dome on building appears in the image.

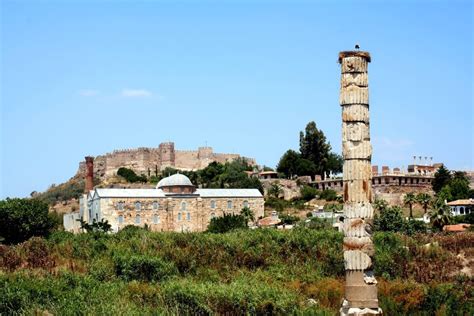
[156,173,193,189]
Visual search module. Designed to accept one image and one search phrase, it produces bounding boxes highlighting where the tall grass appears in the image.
[1,228,473,315]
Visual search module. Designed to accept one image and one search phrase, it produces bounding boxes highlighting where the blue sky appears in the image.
[1,0,473,198]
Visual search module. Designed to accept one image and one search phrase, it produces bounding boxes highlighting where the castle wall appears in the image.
[175,150,200,170]
[76,142,257,180]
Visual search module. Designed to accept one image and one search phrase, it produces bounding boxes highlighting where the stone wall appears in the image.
[76,142,256,181]
[94,196,264,233]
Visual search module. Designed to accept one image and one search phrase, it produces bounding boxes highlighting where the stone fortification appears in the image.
[77,142,256,180]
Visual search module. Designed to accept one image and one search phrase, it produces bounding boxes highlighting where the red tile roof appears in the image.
[443,224,471,232]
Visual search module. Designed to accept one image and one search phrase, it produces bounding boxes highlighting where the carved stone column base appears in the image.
[340,300,383,315]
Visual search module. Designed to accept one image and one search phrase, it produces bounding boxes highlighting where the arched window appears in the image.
[135,214,141,224]
[210,200,216,209]
[178,212,182,221]
[227,200,233,209]
[153,214,160,224]
[153,201,159,210]
[181,201,187,211]
[460,207,465,215]
[187,212,191,221]
[135,201,141,211]
[210,212,216,219]
[117,202,124,210]
[118,215,124,224]
[243,200,249,208]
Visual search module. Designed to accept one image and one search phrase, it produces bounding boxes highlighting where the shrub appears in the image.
[300,185,319,201]
[22,237,55,270]
[320,189,338,201]
[0,245,22,271]
[117,167,147,183]
[113,254,178,282]
[279,214,300,225]
[207,213,247,233]
[373,232,408,279]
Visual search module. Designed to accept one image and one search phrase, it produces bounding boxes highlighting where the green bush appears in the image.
[113,254,178,282]
[320,189,338,201]
[207,213,247,233]
[373,232,409,279]
[0,198,57,244]
[300,185,319,201]
[117,167,147,183]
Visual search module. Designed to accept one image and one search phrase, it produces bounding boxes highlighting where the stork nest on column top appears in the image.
[338,51,371,63]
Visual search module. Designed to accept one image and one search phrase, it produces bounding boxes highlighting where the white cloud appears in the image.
[120,89,152,98]
[79,89,99,97]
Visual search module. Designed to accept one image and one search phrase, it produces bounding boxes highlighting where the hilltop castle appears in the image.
[76,142,256,180]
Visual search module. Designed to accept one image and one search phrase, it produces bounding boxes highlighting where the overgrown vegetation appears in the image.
[117,167,148,183]
[34,178,86,205]
[0,198,59,244]
[1,229,472,315]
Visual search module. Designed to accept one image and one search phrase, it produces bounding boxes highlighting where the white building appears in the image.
[447,199,473,216]
[64,174,264,233]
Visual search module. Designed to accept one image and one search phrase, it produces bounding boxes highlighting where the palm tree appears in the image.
[403,192,417,219]
[268,182,283,199]
[429,199,452,231]
[416,193,431,215]
[241,206,255,226]
[373,198,389,212]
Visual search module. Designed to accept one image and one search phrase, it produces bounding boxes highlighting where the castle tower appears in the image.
[338,50,381,315]
[159,142,175,169]
[84,156,94,192]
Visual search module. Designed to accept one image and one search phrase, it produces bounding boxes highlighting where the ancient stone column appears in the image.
[338,51,381,315]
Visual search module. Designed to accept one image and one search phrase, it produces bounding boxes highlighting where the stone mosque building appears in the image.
[64,157,264,233]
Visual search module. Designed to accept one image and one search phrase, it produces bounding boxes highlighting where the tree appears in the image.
[429,200,452,231]
[432,165,451,193]
[373,206,405,232]
[207,213,247,233]
[449,171,470,201]
[262,166,274,172]
[326,152,343,175]
[0,198,58,244]
[416,193,431,215]
[276,150,301,178]
[295,158,317,177]
[268,182,284,199]
[240,206,255,226]
[78,218,112,233]
[403,192,417,219]
[437,185,453,202]
[299,121,332,178]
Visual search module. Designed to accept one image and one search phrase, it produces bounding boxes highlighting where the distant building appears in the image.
[76,142,256,181]
[447,199,473,216]
[64,158,264,233]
